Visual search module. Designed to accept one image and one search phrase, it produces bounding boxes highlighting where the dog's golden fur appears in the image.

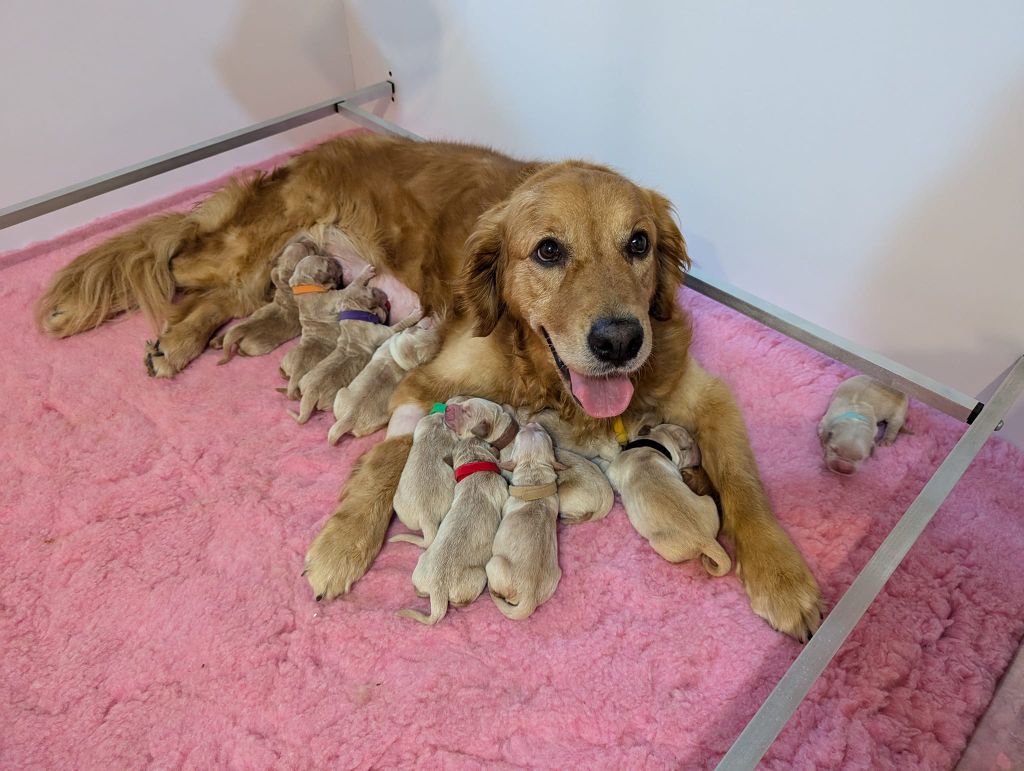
[39,133,822,640]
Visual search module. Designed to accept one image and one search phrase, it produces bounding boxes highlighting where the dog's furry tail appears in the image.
[700,540,732,578]
[396,593,449,625]
[36,212,194,338]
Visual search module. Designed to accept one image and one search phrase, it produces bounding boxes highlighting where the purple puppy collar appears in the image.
[338,310,383,324]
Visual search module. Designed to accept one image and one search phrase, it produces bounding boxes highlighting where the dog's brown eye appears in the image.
[533,238,564,265]
[628,232,649,257]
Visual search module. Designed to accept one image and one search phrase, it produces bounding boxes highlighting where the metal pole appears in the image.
[0,81,395,230]
[684,268,981,424]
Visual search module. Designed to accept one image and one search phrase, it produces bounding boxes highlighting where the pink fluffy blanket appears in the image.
[3,144,1024,769]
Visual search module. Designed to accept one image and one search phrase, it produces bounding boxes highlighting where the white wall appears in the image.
[0,0,359,253]
[343,0,1024,447]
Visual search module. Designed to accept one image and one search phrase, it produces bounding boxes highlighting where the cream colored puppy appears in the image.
[607,423,730,577]
[390,405,460,548]
[487,423,564,620]
[278,254,346,392]
[521,407,621,464]
[443,397,519,451]
[211,238,312,361]
[818,374,910,475]
[291,268,420,423]
[511,407,615,523]
[327,317,441,443]
[398,438,508,625]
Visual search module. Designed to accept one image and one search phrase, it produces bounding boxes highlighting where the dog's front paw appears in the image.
[143,339,177,378]
[303,515,377,601]
[738,541,823,643]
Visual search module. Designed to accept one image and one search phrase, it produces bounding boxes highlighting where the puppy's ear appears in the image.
[458,201,510,337]
[553,459,569,472]
[471,420,492,439]
[645,190,689,321]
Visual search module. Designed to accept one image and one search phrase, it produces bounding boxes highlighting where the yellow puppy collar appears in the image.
[612,416,629,446]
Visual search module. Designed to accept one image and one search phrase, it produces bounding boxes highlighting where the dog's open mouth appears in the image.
[541,328,635,419]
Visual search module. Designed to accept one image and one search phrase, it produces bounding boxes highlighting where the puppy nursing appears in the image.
[211,239,312,362]
[290,265,417,423]
[327,317,441,443]
[391,407,459,548]
[279,254,346,395]
[607,424,731,577]
[487,423,563,620]
[398,437,508,625]
[819,375,909,475]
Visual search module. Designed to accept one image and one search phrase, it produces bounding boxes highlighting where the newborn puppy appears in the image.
[391,406,459,547]
[327,316,442,443]
[290,267,417,422]
[210,238,313,362]
[511,407,617,522]
[278,254,347,392]
[443,397,519,451]
[525,407,622,462]
[552,447,615,524]
[398,438,508,624]
[487,423,564,620]
[607,423,731,577]
[819,374,910,475]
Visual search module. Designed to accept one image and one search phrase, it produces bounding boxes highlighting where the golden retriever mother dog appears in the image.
[38,133,822,640]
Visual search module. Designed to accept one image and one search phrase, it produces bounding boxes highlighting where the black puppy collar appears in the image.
[622,438,673,461]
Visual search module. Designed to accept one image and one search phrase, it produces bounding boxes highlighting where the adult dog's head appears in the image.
[458,161,689,418]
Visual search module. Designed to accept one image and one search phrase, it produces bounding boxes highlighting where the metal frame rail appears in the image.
[3,83,1021,770]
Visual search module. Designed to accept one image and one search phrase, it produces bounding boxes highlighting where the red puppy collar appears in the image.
[454,461,501,483]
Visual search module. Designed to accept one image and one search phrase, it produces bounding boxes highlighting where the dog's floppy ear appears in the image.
[645,190,690,321]
[458,201,510,337]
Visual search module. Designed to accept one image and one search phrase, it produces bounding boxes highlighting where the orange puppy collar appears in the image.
[291,284,329,295]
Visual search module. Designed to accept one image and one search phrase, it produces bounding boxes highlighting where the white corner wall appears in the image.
[0,0,358,253]
[343,0,1024,447]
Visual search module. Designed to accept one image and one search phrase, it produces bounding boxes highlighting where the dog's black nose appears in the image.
[587,317,644,366]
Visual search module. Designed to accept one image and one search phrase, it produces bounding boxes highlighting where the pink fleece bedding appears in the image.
[3,142,1024,769]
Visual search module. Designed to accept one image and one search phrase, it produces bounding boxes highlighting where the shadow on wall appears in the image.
[859,75,1024,446]
[213,0,354,125]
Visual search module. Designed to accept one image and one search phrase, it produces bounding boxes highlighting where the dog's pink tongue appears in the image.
[568,370,634,418]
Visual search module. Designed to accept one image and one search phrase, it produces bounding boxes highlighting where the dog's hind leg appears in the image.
[144,289,249,378]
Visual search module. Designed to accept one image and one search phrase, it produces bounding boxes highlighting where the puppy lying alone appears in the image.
[210,237,313,362]
[391,405,460,548]
[819,374,910,475]
[398,437,508,625]
[607,423,731,577]
[291,266,419,423]
[327,316,442,443]
[279,253,346,394]
[487,423,564,620]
